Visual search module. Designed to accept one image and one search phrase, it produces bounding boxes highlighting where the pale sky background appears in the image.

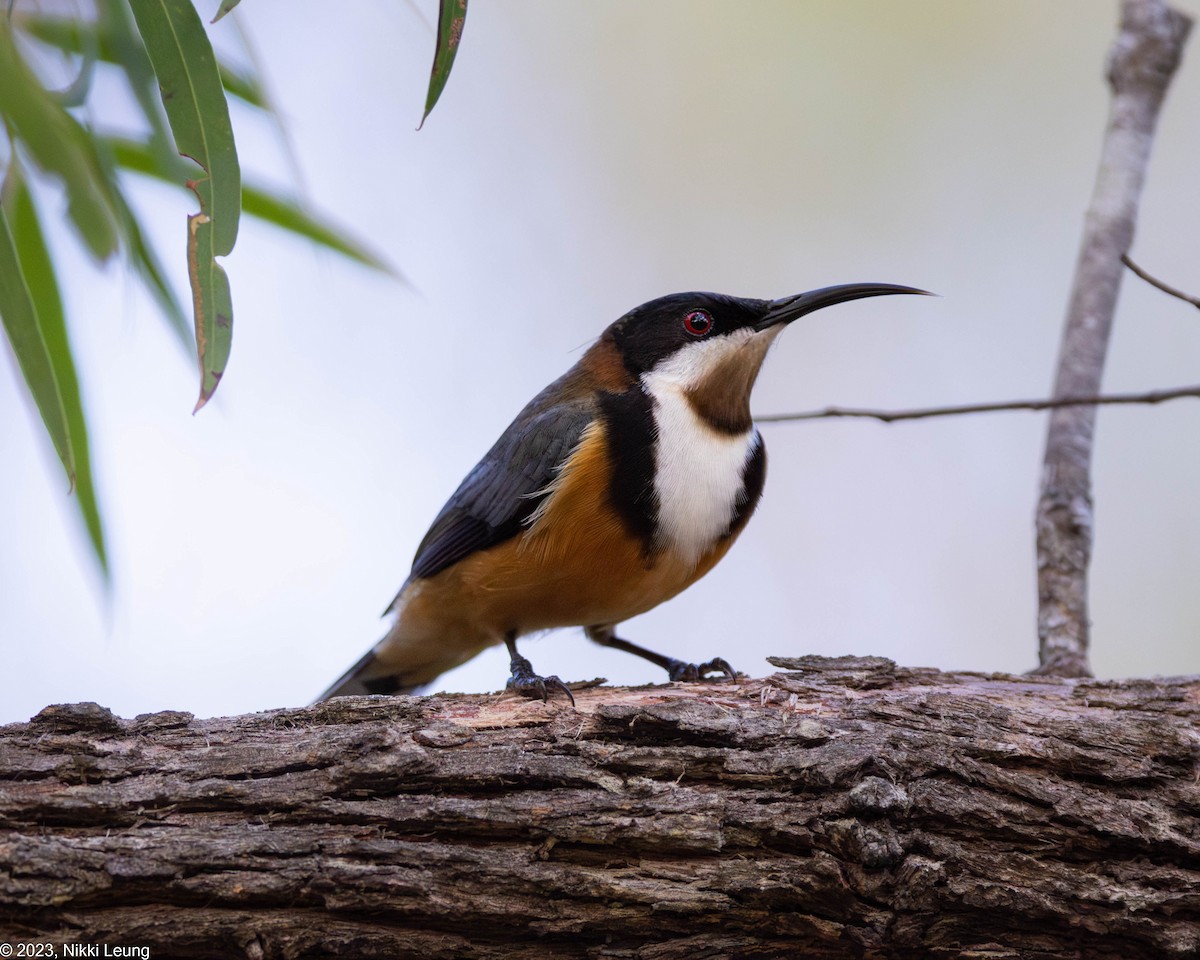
[2,1,1198,724]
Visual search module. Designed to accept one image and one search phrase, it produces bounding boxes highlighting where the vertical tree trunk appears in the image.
[1035,0,1191,676]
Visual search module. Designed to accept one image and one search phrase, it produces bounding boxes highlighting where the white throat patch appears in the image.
[641,329,770,567]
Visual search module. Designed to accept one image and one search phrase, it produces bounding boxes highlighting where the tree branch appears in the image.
[1122,253,1200,308]
[1,665,1199,958]
[758,383,1200,424]
[1034,0,1191,679]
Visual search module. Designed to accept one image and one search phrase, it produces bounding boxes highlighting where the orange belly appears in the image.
[379,420,739,680]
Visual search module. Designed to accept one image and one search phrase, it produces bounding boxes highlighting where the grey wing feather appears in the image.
[387,389,596,609]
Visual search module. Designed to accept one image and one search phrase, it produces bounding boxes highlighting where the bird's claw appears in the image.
[666,657,737,682]
[507,655,576,706]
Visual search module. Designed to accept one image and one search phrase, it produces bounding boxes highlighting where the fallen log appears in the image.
[1,657,1198,959]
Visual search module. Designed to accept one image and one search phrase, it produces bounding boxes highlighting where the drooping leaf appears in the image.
[92,142,194,354]
[212,1,243,25]
[128,0,241,412]
[105,134,208,182]
[421,0,468,128]
[106,135,398,277]
[129,210,194,353]
[14,13,91,54]
[0,197,72,483]
[214,60,267,108]
[240,184,399,278]
[56,31,98,108]
[1,173,109,579]
[99,1,177,160]
[187,210,234,411]
[18,12,269,109]
[0,23,119,259]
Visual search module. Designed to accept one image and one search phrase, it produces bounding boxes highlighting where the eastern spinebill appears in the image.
[320,283,929,703]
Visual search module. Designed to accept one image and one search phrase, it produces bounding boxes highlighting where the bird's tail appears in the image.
[316,584,493,702]
[314,648,420,702]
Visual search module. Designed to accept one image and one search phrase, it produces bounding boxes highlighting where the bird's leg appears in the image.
[585,625,736,682]
[504,633,575,706]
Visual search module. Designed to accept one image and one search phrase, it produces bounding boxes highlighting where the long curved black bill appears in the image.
[755,283,934,331]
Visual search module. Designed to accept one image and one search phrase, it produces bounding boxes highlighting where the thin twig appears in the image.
[758,384,1200,424]
[1122,254,1200,309]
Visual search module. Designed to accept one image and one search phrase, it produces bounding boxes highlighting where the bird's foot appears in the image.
[666,657,737,682]
[506,655,576,706]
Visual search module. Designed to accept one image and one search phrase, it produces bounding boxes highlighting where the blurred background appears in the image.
[2,0,1198,724]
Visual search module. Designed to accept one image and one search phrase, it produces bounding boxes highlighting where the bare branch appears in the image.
[758,384,1200,424]
[4,673,1200,957]
[1034,0,1191,679]
[1122,253,1200,308]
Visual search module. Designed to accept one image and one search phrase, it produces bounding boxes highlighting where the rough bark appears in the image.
[2,658,1199,959]
[1035,0,1191,677]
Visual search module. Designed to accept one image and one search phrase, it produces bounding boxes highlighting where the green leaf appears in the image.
[241,184,399,277]
[57,35,98,108]
[92,142,194,354]
[128,0,241,412]
[214,60,266,108]
[0,197,72,480]
[14,13,89,53]
[99,2,178,159]
[105,136,398,277]
[105,134,204,182]
[421,0,468,128]
[1,173,109,579]
[125,210,195,353]
[211,1,243,25]
[18,13,269,109]
[0,23,119,259]
[188,210,234,411]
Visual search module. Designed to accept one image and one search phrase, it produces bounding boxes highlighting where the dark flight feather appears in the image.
[386,375,599,610]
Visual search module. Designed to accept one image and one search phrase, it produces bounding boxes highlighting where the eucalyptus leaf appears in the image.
[3,175,108,579]
[241,185,398,278]
[106,136,397,277]
[19,12,268,108]
[0,24,119,259]
[421,0,468,127]
[128,0,241,411]
[212,1,243,25]
[0,198,73,485]
[99,1,177,161]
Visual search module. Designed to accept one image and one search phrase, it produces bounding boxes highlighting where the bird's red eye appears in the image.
[683,310,713,337]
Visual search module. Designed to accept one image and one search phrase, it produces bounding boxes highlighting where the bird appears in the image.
[319,282,929,703]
